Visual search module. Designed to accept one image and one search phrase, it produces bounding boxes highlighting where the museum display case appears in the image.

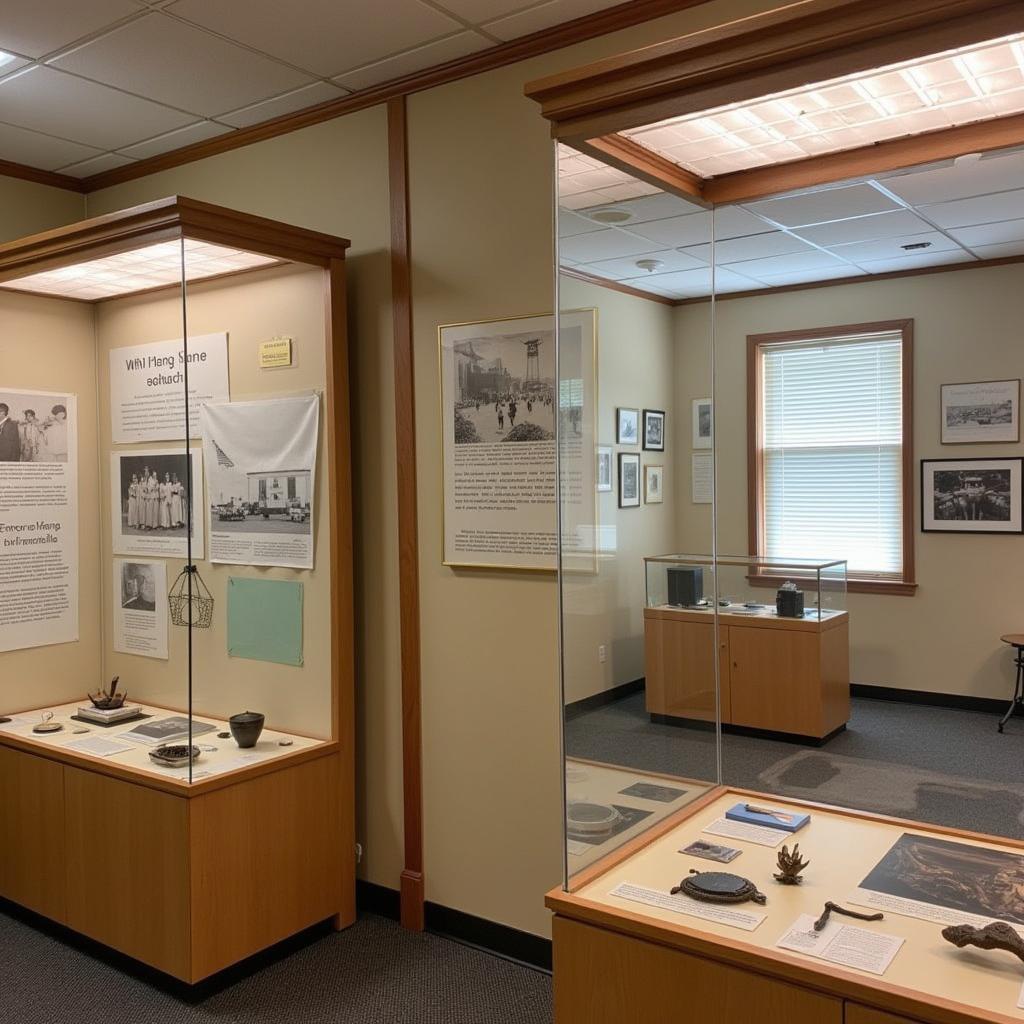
[538,0,1024,1020]
[0,197,354,982]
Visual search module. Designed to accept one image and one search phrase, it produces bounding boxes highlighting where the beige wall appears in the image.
[676,261,1024,700]
[0,176,84,243]
[0,292,100,709]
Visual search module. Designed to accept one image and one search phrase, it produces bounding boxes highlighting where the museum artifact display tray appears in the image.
[0,198,354,983]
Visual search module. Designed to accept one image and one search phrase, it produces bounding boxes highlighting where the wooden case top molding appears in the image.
[0,196,351,286]
[524,0,1024,142]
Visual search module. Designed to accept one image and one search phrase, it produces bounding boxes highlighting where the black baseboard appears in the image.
[356,880,552,972]
[649,713,844,747]
[851,683,1009,715]
[565,677,644,721]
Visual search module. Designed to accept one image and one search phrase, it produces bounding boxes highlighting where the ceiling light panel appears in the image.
[1,240,278,300]
[621,32,1024,178]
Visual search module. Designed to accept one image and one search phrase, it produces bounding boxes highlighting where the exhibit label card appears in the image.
[703,817,789,847]
[0,387,78,654]
[110,333,229,443]
[609,882,766,931]
[777,914,903,976]
[112,559,167,660]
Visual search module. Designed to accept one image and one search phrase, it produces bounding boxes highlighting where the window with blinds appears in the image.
[759,329,906,579]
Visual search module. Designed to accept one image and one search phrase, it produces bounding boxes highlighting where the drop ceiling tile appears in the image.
[626,206,766,247]
[830,231,963,264]
[715,205,776,239]
[744,183,902,228]
[168,0,463,77]
[859,251,975,274]
[881,151,1024,206]
[607,191,705,224]
[332,31,491,91]
[431,0,537,20]
[922,189,1024,230]
[117,120,233,158]
[970,241,1024,260]
[0,54,30,78]
[0,66,193,149]
[58,152,136,177]
[725,248,847,280]
[559,228,661,263]
[792,209,933,247]
[682,231,813,264]
[0,0,141,59]
[947,218,1024,249]
[579,248,706,280]
[755,265,866,287]
[618,266,755,298]
[483,0,622,40]
[0,120,101,170]
[558,210,601,238]
[52,15,315,117]
[218,82,348,128]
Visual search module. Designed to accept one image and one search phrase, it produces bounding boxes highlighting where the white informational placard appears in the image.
[609,882,766,931]
[777,914,904,976]
[109,332,229,443]
[110,448,205,559]
[112,558,168,660]
[703,817,790,847]
[0,387,78,653]
[692,452,713,504]
[200,395,319,569]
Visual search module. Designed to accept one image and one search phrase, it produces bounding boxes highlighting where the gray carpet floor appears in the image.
[566,694,1024,837]
[0,909,552,1024]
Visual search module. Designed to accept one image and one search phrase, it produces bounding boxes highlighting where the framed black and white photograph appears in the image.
[692,398,713,449]
[596,446,613,492]
[616,407,638,445]
[643,408,665,451]
[941,379,1020,444]
[618,452,640,508]
[644,464,664,504]
[921,458,1023,533]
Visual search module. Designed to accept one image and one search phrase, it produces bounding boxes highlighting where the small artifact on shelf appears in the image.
[567,801,621,837]
[671,869,767,906]
[774,844,810,885]
[0,717,11,724]
[87,675,127,710]
[168,564,214,628]
[217,731,231,739]
[278,739,294,747]
[813,901,884,932]
[32,711,63,734]
[148,744,201,768]
[776,580,805,618]
[229,710,265,748]
[941,922,1024,964]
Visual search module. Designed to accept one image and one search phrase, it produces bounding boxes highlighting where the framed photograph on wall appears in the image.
[618,452,640,508]
[616,407,639,445]
[692,398,713,449]
[644,464,664,504]
[921,458,1023,533]
[941,379,1020,444]
[596,446,613,492]
[643,408,665,451]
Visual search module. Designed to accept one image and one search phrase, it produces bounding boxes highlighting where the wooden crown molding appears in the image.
[560,265,677,306]
[0,0,715,196]
[525,0,1024,142]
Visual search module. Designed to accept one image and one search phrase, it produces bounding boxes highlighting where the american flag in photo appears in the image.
[211,439,234,468]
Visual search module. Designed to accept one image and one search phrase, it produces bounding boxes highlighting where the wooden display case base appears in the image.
[649,712,848,747]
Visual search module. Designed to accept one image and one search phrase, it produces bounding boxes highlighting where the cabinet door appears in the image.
[645,617,726,722]
[0,746,66,921]
[729,625,820,734]
[846,1005,926,1024]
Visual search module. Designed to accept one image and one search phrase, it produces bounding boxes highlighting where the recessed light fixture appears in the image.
[586,206,634,224]
[900,241,933,251]
[635,258,665,273]
[0,51,19,70]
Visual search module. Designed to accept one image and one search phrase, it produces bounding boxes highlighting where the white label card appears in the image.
[777,914,904,976]
[703,816,789,847]
[64,736,136,758]
[609,882,766,931]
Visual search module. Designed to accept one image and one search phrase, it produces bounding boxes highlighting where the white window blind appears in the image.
[761,332,904,577]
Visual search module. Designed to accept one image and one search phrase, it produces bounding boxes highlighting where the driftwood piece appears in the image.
[774,844,810,885]
[813,901,884,932]
[941,922,1024,964]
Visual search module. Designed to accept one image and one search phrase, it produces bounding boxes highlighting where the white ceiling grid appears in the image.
[0,0,623,176]
[559,147,1024,299]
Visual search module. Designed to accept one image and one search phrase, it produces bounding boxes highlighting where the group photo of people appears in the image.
[117,452,192,538]
[0,390,71,463]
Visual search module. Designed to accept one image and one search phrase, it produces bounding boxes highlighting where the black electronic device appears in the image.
[776,581,805,618]
[667,566,703,607]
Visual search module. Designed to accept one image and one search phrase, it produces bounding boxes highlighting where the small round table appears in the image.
[998,634,1024,733]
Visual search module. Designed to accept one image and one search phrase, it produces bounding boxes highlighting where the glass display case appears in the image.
[0,197,354,981]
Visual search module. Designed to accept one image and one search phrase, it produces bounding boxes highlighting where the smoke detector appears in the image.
[635,258,665,273]
[585,206,633,225]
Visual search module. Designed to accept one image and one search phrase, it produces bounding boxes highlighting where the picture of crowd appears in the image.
[117,453,193,539]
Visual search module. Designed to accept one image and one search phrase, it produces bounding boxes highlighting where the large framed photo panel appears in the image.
[941,379,1020,444]
[439,309,596,570]
[921,458,1023,533]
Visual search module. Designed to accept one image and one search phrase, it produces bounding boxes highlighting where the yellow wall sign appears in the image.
[259,336,293,369]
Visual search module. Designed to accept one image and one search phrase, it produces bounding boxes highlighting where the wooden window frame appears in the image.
[746,320,917,597]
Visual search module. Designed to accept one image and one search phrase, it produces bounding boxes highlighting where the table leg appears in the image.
[998,648,1024,733]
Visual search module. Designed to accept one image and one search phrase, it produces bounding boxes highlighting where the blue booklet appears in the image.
[724,801,809,833]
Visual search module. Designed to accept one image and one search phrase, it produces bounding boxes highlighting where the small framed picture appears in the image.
[692,398,713,449]
[644,464,664,504]
[618,452,640,508]
[643,409,665,451]
[941,379,1020,444]
[596,445,613,492]
[616,407,639,445]
[921,458,1023,533]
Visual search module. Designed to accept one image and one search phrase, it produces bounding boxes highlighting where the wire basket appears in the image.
[168,565,214,629]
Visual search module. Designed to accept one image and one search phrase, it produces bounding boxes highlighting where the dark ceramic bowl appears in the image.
[229,711,265,748]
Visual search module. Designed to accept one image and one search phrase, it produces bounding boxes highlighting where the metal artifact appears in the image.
[941,922,1024,964]
[32,711,63,734]
[774,844,810,884]
[814,901,884,932]
[87,675,127,710]
[671,869,767,905]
